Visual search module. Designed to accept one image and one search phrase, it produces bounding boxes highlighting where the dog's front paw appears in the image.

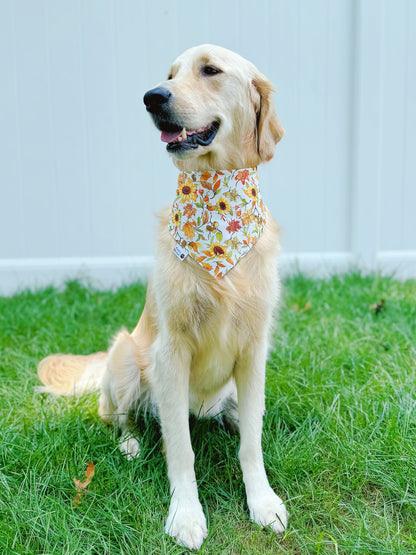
[248,488,288,534]
[165,494,208,550]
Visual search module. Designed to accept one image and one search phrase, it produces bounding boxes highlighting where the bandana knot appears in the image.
[169,168,265,279]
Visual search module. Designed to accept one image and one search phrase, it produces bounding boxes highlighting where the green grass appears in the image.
[1,273,416,554]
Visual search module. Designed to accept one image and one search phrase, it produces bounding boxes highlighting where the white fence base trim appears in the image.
[1,251,415,296]
[0,256,155,296]
[376,251,416,280]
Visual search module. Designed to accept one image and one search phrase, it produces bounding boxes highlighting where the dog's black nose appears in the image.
[143,87,172,113]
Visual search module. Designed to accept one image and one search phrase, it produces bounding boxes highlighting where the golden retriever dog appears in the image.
[38,44,287,550]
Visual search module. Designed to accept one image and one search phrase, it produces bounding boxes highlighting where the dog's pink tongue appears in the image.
[161,129,182,143]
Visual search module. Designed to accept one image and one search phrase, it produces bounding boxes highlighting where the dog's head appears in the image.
[143,45,284,171]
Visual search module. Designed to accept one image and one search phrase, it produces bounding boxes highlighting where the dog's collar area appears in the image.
[169,167,265,279]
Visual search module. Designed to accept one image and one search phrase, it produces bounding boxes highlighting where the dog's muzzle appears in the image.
[143,86,220,153]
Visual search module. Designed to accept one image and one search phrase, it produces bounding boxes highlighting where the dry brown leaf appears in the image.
[292,301,312,313]
[73,461,95,505]
[300,300,312,313]
[369,299,385,315]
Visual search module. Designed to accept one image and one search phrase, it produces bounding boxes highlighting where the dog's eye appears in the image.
[201,65,222,77]
[167,73,173,80]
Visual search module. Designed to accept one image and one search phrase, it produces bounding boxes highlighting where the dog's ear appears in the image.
[253,74,285,162]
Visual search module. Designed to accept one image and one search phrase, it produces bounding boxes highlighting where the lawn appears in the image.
[0,273,416,554]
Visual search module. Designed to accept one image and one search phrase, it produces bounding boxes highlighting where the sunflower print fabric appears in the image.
[169,168,265,279]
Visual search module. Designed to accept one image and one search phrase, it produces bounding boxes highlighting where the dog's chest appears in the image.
[169,286,252,393]
[189,308,238,393]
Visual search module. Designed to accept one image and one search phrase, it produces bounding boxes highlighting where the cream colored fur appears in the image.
[38,44,287,550]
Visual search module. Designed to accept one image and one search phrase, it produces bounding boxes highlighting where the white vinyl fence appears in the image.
[1,0,415,295]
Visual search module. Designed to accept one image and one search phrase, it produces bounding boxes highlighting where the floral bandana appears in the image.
[169,167,265,279]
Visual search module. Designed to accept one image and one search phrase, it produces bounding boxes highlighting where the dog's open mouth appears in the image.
[161,121,220,152]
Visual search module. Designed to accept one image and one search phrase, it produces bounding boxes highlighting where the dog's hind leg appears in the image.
[201,380,239,433]
[101,329,152,460]
[221,385,240,433]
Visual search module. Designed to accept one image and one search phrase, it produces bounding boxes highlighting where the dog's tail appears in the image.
[37,352,107,396]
